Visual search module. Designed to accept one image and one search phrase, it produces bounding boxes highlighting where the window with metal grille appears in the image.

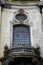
[15,14,27,21]
[13,25,31,46]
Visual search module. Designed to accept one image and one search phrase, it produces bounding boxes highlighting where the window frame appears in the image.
[10,24,31,47]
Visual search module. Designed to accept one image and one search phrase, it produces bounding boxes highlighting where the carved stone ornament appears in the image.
[13,9,29,23]
[18,9,24,14]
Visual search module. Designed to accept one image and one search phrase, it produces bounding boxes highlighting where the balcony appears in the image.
[4,46,40,59]
[0,45,42,65]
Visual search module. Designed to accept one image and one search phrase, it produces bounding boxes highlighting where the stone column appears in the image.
[42,7,43,29]
[0,6,1,40]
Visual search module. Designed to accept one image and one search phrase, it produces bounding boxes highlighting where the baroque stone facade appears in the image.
[0,0,43,65]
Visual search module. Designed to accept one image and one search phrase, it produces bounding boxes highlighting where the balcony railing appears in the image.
[0,46,42,65]
[4,46,40,58]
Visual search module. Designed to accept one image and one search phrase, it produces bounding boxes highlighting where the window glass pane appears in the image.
[15,14,27,21]
[13,25,31,46]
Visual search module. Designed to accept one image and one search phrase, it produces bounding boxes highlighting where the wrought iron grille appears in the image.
[13,25,31,47]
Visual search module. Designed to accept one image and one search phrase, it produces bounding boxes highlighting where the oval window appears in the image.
[15,14,27,21]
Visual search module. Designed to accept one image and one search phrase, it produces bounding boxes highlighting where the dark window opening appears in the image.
[15,14,27,21]
[13,24,31,47]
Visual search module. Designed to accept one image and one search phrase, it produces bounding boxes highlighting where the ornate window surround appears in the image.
[10,24,32,47]
[13,9,29,23]
[10,9,33,47]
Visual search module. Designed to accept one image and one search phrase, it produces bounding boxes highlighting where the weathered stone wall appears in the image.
[0,6,1,41]
[41,8,43,57]
[0,6,2,57]
[0,6,2,65]
[0,5,43,58]
[0,62,2,65]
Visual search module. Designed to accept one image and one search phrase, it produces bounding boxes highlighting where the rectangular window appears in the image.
[13,25,31,47]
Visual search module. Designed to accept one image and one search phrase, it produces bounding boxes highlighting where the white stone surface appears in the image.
[0,6,43,57]
[41,8,43,57]
[40,0,43,1]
